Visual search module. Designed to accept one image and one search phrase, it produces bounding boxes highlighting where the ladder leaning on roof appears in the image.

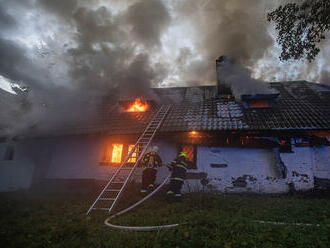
[87,105,171,215]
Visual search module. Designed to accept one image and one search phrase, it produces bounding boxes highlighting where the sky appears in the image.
[0,0,330,135]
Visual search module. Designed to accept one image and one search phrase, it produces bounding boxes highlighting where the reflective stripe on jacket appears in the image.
[168,157,188,180]
[141,152,162,168]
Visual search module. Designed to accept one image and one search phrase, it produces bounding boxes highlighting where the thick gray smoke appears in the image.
[1,0,329,137]
[168,0,277,97]
[217,56,275,99]
[0,0,171,136]
[191,0,273,65]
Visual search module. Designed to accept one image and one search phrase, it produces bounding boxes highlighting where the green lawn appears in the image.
[0,187,329,248]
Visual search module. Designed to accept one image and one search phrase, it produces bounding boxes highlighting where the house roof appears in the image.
[12,80,330,137]
[103,81,330,135]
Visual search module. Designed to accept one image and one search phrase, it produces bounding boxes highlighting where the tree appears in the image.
[267,0,330,61]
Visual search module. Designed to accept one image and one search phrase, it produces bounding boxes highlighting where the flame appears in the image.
[126,98,149,112]
[111,144,123,163]
[128,144,138,163]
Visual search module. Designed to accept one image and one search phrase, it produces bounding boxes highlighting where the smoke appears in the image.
[123,0,171,48]
[0,0,171,136]
[169,0,273,85]
[218,56,275,99]
[1,0,329,136]
[320,70,330,86]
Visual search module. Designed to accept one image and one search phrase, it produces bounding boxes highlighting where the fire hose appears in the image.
[104,175,323,231]
[104,174,180,231]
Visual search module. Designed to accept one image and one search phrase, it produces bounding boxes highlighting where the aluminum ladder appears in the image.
[87,105,171,215]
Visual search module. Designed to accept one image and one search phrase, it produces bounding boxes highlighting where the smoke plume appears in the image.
[0,0,329,136]
[0,0,171,136]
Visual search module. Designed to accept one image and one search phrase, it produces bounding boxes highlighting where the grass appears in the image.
[0,186,329,248]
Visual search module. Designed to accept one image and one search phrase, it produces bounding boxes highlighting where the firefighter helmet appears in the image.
[179,152,187,158]
[151,146,159,152]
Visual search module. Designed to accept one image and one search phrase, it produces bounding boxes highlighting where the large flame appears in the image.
[111,144,123,163]
[125,98,149,112]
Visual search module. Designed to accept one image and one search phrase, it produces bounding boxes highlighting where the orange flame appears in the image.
[125,98,149,112]
[111,144,123,163]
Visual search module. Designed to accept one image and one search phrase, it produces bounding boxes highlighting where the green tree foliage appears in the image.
[268,0,330,61]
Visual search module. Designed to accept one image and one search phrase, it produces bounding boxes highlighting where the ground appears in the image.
[0,186,329,248]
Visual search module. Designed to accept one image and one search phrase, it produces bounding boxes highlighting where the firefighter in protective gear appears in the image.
[140,146,162,193]
[167,152,189,201]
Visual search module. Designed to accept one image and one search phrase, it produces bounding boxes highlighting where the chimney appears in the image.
[216,56,233,97]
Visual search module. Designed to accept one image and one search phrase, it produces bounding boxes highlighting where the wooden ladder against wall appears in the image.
[87,105,171,215]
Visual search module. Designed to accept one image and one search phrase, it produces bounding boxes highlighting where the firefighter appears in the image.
[140,146,162,193]
[167,152,189,201]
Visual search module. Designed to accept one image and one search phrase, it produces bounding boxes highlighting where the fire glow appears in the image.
[189,131,202,138]
[111,144,123,163]
[125,98,149,112]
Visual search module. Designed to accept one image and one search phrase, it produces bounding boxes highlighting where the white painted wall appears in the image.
[2,134,329,193]
[45,136,175,183]
[0,160,34,191]
[313,146,330,179]
[280,146,314,191]
[183,146,288,193]
[183,145,323,193]
[0,141,37,191]
[0,136,176,192]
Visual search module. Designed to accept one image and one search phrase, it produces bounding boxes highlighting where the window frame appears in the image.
[100,143,124,165]
[126,144,142,165]
[178,144,197,170]
[99,143,141,166]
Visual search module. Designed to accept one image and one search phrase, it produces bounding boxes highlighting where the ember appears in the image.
[125,98,149,112]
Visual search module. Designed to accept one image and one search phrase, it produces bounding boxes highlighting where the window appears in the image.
[101,144,123,164]
[182,145,194,162]
[248,99,270,108]
[180,144,197,169]
[128,144,140,163]
[111,144,123,163]
[3,145,14,161]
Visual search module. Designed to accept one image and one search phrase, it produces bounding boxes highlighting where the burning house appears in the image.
[1,57,330,194]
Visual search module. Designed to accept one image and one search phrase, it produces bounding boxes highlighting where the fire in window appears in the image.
[180,145,197,169]
[102,144,123,164]
[182,145,194,162]
[111,144,123,163]
[128,144,140,163]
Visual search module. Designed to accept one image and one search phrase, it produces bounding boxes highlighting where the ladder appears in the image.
[87,105,171,215]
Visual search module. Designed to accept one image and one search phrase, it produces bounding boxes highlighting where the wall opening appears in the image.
[101,143,124,165]
[111,144,123,163]
[3,145,14,161]
[127,144,141,163]
[179,144,197,169]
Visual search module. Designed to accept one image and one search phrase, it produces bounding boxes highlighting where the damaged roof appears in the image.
[101,81,330,135]
[14,80,330,137]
